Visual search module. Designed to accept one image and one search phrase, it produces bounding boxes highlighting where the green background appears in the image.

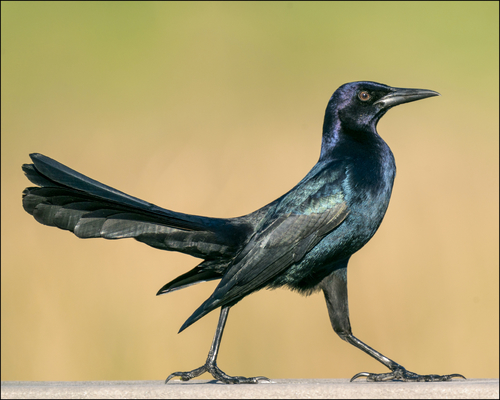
[2,2,498,381]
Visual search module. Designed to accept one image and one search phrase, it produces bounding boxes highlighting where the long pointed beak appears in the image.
[374,87,440,109]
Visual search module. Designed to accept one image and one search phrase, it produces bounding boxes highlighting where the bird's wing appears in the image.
[180,161,349,330]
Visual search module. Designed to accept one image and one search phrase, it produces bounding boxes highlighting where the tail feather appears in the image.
[23,153,251,259]
[156,259,228,295]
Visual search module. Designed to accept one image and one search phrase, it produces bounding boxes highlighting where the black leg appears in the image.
[320,265,466,382]
[165,306,270,384]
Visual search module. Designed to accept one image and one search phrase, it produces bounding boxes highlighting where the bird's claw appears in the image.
[165,364,208,383]
[165,363,270,384]
[350,366,466,382]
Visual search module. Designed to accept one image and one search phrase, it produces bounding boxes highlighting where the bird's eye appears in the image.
[358,91,371,101]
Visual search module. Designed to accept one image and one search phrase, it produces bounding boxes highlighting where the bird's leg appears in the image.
[165,306,270,384]
[344,334,466,382]
[320,266,466,382]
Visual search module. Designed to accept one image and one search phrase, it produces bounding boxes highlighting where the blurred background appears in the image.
[2,2,498,381]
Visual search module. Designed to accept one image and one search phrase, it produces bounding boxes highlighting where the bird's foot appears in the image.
[165,362,270,384]
[350,366,466,382]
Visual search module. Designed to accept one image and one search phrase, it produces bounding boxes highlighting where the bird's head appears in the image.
[325,81,440,134]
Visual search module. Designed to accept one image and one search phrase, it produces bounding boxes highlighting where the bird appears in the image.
[22,81,465,383]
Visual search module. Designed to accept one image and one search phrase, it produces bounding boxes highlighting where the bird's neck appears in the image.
[319,112,343,159]
[320,116,383,162]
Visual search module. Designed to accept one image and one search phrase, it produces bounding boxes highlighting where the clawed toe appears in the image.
[165,364,208,383]
[215,374,270,384]
[350,367,466,382]
[165,363,269,384]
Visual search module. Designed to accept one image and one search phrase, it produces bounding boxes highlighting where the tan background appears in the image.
[2,2,498,381]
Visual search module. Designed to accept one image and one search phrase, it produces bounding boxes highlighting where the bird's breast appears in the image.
[342,142,396,243]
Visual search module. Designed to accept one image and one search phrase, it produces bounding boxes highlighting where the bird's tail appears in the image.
[22,153,249,260]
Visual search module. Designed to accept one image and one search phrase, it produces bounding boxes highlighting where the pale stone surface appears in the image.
[2,379,498,399]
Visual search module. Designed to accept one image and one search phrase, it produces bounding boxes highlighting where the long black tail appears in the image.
[22,153,250,261]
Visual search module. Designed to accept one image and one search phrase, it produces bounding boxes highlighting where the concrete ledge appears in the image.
[1,379,498,399]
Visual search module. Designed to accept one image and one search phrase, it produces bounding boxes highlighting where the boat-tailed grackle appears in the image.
[22,81,465,383]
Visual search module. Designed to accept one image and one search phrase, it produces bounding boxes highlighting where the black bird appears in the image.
[22,81,465,383]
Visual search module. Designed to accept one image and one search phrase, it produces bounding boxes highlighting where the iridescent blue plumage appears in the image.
[23,81,463,383]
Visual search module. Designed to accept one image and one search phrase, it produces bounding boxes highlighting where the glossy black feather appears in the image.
[23,82,459,384]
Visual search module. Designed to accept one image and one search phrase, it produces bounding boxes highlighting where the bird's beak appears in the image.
[374,87,440,109]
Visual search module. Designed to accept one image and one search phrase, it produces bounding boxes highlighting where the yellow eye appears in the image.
[358,91,371,101]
